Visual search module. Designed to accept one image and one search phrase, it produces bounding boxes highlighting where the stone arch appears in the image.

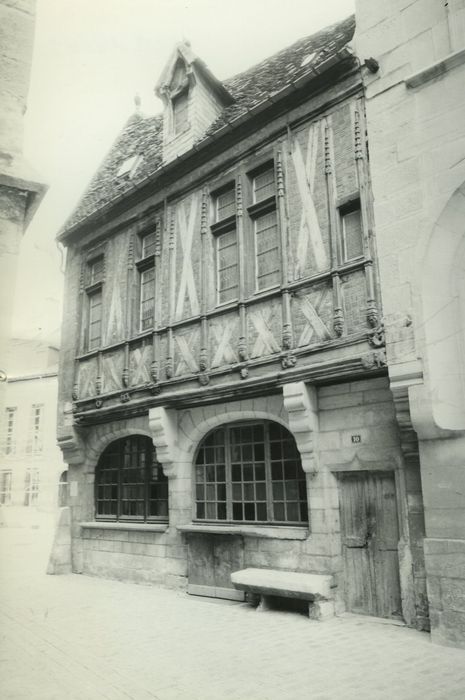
[84,426,154,472]
[420,180,465,431]
[179,410,291,459]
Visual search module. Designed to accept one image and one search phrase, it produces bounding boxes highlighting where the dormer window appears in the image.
[173,90,189,135]
[117,154,142,179]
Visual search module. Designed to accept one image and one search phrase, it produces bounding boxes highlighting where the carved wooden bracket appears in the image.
[148,406,179,477]
[282,381,318,474]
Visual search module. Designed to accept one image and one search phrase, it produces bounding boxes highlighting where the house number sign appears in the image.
[351,435,361,443]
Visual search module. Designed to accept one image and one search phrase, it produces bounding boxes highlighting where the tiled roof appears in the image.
[63,14,355,233]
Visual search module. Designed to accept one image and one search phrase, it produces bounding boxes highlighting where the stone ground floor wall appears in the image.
[63,375,427,629]
[420,434,465,648]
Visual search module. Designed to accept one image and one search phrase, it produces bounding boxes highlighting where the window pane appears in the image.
[255,211,280,291]
[142,231,156,258]
[194,422,308,525]
[342,209,363,261]
[95,436,167,522]
[140,267,155,331]
[253,166,275,202]
[173,91,188,134]
[216,187,235,221]
[88,290,102,350]
[217,229,238,304]
[88,257,104,286]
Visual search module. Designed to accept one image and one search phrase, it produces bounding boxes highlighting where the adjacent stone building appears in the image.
[355,0,465,648]
[57,15,434,635]
[0,337,67,527]
[0,0,46,364]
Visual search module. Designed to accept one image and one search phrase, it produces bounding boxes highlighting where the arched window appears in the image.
[194,422,308,525]
[95,436,168,522]
[58,470,68,507]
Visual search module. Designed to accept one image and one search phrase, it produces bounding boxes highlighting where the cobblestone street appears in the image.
[1,524,464,700]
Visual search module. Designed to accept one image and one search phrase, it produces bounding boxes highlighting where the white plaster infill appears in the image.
[405,47,465,89]
[80,522,168,533]
[177,523,309,540]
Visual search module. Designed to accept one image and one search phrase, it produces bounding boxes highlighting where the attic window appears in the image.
[173,90,189,135]
[117,154,142,178]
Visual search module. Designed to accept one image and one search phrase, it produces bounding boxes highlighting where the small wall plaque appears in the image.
[351,434,361,444]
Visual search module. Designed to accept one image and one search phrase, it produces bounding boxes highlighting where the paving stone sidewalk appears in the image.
[1,525,464,700]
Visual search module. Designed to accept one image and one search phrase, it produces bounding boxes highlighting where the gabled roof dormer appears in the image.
[155,41,234,164]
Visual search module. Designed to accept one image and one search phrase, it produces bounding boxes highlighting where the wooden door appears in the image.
[187,534,245,601]
[338,471,402,620]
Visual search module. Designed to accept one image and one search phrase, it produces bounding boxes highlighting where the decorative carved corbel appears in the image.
[361,349,387,369]
[95,375,103,395]
[239,366,249,380]
[199,346,208,373]
[238,334,248,363]
[165,355,174,379]
[282,324,293,350]
[122,367,129,388]
[150,359,158,383]
[333,307,344,337]
[283,381,319,474]
[148,406,179,477]
[368,321,385,348]
[57,429,85,466]
[198,372,210,386]
[281,353,297,369]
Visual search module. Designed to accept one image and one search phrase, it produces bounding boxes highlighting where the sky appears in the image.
[15,0,355,341]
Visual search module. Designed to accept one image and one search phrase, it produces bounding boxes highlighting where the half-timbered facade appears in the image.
[55,15,428,629]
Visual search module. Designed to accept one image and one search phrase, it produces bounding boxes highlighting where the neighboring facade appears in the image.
[0,0,46,365]
[0,338,67,526]
[355,0,465,648]
[56,16,429,631]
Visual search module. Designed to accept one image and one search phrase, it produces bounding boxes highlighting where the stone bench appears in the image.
[231,568,335,620]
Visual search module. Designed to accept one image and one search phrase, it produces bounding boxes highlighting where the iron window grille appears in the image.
[194,421,308,525]
[95,436,168,522]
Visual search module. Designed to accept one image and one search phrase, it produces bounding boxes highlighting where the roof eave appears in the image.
[59,47,357,243]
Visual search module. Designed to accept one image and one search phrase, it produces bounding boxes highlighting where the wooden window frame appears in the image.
[247,162,280,294]
[4,406,16,456]
[24,468,40,507]
[95,436,168,523]
[136,231,156,333]
[0,469,12,505]
[26,403,44,454]
[211,183,239,307]
[86,285,103,351]
[83,253,104,352]
[339,198,364,264]
[172,88,189,135]
[193,421,308,526]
